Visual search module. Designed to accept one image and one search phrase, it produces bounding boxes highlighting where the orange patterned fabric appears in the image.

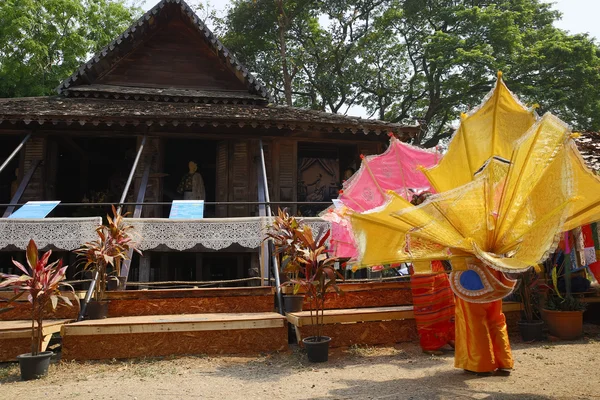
[454,297,513,372]
[411,261,455,351]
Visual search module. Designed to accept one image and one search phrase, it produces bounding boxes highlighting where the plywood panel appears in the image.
[296,319,418,348]
[0,338,32,361]
[104,286,274,300]
[303,287,412,310]
[107,296,274,317]
[0,302,78,321]
[61,326,288,360]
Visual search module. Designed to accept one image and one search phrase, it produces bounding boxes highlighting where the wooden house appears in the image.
[0,0,417,285]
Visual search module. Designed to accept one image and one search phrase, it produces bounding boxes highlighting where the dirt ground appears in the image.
[1,325,599,400]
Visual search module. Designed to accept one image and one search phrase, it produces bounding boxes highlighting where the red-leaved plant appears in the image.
[266,208,343,341]
[0,239,76,355]
[291,225,343,341]
[75,205,141,300]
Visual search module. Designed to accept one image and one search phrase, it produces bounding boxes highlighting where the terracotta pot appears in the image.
[541,308,583,340]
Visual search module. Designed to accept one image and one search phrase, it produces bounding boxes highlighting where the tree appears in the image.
[0,0,141,98]
[220,0,388,112]
[221,0,600,147]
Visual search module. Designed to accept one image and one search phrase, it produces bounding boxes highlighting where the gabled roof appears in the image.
[56,0,272,102]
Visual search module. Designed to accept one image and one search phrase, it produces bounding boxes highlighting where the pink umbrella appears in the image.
[340,136,439,211]
[325,135,440,261]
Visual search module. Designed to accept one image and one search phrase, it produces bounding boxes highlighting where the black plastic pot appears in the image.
[517,320,544,342]
[283,295,304,313]
[86,300,109,319]
[17,351,53,381]
[303,336,331,362]
[107,277,126,291]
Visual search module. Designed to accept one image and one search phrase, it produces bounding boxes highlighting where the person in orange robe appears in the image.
[451,264,515,374]
[410,261,455,354]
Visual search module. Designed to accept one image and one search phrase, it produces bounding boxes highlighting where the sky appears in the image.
[139,0,600,118]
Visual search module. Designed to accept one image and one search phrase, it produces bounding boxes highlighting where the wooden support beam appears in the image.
[119,154,152,283]
[2,159,41,217]
[0,133,30,176]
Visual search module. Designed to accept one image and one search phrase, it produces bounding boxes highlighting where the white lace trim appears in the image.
[126,217,331,251]
[0,218,102,250]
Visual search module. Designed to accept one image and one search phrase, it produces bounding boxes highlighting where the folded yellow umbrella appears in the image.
[351,72,600,274]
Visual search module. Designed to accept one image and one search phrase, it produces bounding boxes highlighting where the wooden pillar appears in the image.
[139,254,151,289]
[195,253,203,282]
[236,255,244,286]
[139,255,151,282]
[160,253,169,281]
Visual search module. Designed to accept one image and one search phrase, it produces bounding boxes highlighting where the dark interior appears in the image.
[0,137,22,216]
[163,139,217,217]
[53,136,137,217]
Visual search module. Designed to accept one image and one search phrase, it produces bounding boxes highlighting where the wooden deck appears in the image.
[0,319,71,361]
[286,302,523,348]
[61,312,288,360]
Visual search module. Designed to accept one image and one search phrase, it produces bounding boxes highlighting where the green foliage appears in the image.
[516,268,543,322]
[545,294,587,312]
[0,240,76,355]
[221,0,600,145]
[0,0,140,98]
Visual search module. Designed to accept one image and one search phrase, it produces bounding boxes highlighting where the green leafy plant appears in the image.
[544,252,587,312]
[0,240,76,355]
[516,268,543,322]
[75,205,141,301]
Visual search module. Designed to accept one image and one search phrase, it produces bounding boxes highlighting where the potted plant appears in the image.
[265,209,306,313]
[76,206,140,319]
[290,223,343,362]
[0,239,76,380]
[541,251,587,340]
[516,267,545,342]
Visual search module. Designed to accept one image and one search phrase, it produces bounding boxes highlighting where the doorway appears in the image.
[163,139,217,217]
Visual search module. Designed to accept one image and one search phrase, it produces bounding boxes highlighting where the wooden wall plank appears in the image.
[97,19,247,92]
[21,137,45,202]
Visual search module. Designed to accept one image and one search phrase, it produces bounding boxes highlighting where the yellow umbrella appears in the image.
[351,73,600,273]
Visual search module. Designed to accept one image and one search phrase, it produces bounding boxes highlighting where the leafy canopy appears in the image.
[0,0,141,98]
[220,0,600,145]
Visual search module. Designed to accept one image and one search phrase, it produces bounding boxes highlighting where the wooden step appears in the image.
[286,302,523,348]
[61,312,287,360]
[0,319,72,361]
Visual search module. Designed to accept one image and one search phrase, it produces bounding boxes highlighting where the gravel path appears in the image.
[1,326,599,400]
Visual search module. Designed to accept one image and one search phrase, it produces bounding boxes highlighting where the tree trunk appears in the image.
[277,0,293,106]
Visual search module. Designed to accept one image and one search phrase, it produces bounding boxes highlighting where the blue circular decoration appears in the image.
[459,269,484,291]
